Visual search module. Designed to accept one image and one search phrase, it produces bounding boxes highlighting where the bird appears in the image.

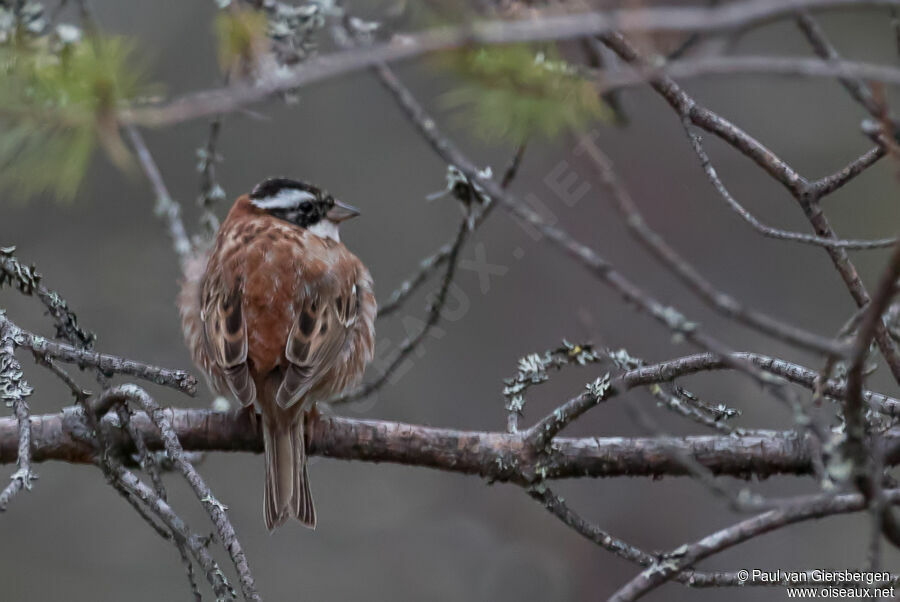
[178,177,376,530]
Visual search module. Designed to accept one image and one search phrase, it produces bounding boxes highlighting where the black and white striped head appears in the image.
[249,177,360,241]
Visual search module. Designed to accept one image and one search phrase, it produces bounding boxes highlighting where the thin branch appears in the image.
[578,134,850,357]
[532,480,896,589]
[501,341,604,435]
[0,248,96,348]
[599,32,801,192]
[334,215,469,403]
[122,0,900,127]
[7,228,213,598]
[526,486,776,588]
[682,123,895,249]
[109,457,236,601]
[527,485,654,565]
[803,145,885,198]
[101,385,258,602]
[526,373,614,450]
[628,351,900,416]
[372,59,814,416]
[195,73,231,241]
[609,488,900,601]
[56,345,215,599]
[112,399,203,600]
[377,142,526,318]
[0,314,197,396]
[581,36,630,126]
[599,30,900,387]
[646,384,739,435]
[844,245,900,459]
[124,125,193,264]
[0,317,33,511]
[594,55,900,98]
[120,400,203,598]
[795,11,884,118]
[843,241,900,547]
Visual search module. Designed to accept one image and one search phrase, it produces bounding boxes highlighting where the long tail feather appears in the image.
[262,414,316,531]
[263,419,293,530]
[291,417,316,528]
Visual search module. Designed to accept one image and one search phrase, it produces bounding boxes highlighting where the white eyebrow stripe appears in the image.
[250,189,316,209]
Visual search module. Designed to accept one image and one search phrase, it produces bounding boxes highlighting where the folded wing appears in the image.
[203,281,257,406]
[275,278,361,408]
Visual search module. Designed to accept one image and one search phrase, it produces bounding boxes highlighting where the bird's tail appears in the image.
[262,412,316,531]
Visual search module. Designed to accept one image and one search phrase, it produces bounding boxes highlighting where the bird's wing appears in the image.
[275,275,361,409]
[202,279,257,406]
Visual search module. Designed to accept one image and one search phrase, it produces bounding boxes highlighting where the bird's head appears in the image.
[248,177,360,241]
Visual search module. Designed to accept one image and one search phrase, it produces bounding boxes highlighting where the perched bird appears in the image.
[179,177,376,530]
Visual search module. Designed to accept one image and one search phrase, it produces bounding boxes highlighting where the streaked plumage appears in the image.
[179,178,376,530]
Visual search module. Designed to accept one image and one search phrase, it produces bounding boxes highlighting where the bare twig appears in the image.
[577,134,850,357]
[502,341,601,435]
[843,241,900,547]
[0,316,33,511]
[645,384,739,434]
[800,145,885,198]
[609,489,900,601]
[378,143,526,317]
[109,457,236,601]
[112,399,203,600]
[124,125,193,264]
[593,55,900,98]
[598,30,900,386]
[526,486,772,588]
[629,352,900,415]
[372,59,819,421]
[529,484,894,588]
[795,11,884,118]
[100,385,258,602]
[5,209,212,596]
[122,0,900,127]
[195,73,231,241]
[0,248,95,348]
[0,314,197,395]
[334,216,470,404]
[682,124,894,249]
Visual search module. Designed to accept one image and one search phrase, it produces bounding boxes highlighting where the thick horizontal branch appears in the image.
[5,406,900,482]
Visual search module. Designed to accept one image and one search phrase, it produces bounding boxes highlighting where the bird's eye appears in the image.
[299,201,313,212]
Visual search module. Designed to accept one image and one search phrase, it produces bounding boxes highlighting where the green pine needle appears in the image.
[0,34,148,201]
[214,8,268,74]
[440,44,610,144]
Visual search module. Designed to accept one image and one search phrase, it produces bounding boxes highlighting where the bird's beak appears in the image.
[326,200,361,223]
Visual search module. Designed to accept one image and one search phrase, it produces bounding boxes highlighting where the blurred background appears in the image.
[3,1,900,600]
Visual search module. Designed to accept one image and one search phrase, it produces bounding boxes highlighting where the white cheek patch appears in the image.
[250,189,316,210]
[307,220,340,242]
